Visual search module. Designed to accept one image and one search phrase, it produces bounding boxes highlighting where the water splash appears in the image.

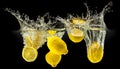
[84,1,112,49]
[56,14,87,43]
[4,1,112,65]
[83,2,112,63]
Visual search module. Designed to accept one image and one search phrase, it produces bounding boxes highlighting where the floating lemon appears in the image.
[22,46,38,62]
[68,28,84,43]
[32,31,45,49]
[72,18,85,24]
[23,31,45,49]
[47,30,56,35]
[24,36,33,47]
[47,36,68,55]
[45,51,61,67]
[87,42,104,63]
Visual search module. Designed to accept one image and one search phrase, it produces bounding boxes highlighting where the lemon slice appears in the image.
[72,18,85,24]
[22,46,38,62]
[68,28,84,43]
[47,30,56,35]
[24,36,33,47]
[47,36,68,55]
[87,42,104,63]
[32,31,45,49]
[23,31,45,49]
[45,51,61,67]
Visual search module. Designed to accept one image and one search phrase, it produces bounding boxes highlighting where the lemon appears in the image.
[45,51,61,67]
[24,36,33,47]
[32,31,45,49]
[72,18,85,24]
[22,46,38,62]
[68,28,84,43]
[23,31,45,49]
[87,42,104,63]
[47,30,56,35]
[47,36,68,55]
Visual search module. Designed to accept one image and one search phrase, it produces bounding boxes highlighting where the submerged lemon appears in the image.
[47,36,68,55]
[45,51,61,67]
[87,42,104,63]
[32,31,45,49]
[22,46,38,62]
[24,36,33,47]
[23,31,45,49]
[68,28,84,43]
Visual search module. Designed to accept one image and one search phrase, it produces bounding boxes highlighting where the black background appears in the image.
[0,0,119,68]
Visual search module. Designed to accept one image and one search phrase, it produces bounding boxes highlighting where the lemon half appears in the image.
[22,46,38,62]
[68,28,84,43]
[87,42,104,63]
[45,51,61,67]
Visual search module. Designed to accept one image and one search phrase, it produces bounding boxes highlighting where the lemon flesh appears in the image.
[22,46,38,62]
[87,42,104,63]
[68,28,84,43]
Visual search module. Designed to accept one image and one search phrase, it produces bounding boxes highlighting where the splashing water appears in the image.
[5,9,66,63]
[56,14,87,43]
[56,1,112,63]
[5,8,66,48]
[5,9,49,49]
[5,1,112,66]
